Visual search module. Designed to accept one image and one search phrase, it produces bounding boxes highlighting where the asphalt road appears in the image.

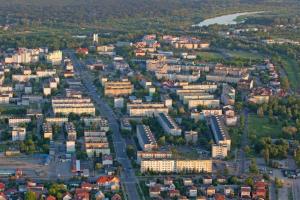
[67,51,140,200]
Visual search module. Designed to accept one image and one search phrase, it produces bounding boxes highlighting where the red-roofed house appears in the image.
[96,176,120,191]
[0,183,5,192]
[111,194,122,200]
[46,195,56,200]
[75,188,89,200]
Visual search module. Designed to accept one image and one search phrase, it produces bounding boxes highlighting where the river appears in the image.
[193,11,264,27]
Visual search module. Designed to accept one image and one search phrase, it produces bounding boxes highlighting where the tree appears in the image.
[249,159,259,174]
[25,191,37,200]
[126,145,135,159]
[282,126,298,136]
[263,148,270,165]
[158,136,166,146]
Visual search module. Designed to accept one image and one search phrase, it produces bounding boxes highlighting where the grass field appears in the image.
[279,57,300,92]
[197,51,224,61]
[248,114,283,139]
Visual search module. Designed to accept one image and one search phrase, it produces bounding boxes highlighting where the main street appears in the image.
[67,51,140,200]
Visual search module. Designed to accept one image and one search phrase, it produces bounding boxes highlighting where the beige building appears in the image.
[212,144,228,158]
[84,130,110,157]
[51,97,96,115]
[140,159,212,173]
[46,50,62,65]
[104,81,133,97]
[12,127,26,141]
[43,122,53,140]
[188,99,220,109]
[136,151,172,164]
[127,102,168,117]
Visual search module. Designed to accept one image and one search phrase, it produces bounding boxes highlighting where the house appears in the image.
[75,188,89,200]
[81,182,93,191]
[164,177,173,185]
[111,194,122,200]
[178,196,189,200]
[94,191,105,200]
[206,186,215,196]
[224,186,234,197]
[62,192,72,200]
[188,186,197,197]
[0,183,4,192]
[217,176,226,184]
[183,178,193,186]
[240,186,251,198]
[96,176,120,191]
[149,185,161,198]
[196,196,206,200]
[203,175,213,185]
[169,190,180,198]
[252,181,268,199]
[102,154,113,166]
[0,193,7,200]
[46,195,56,200]
[215,193,225,200]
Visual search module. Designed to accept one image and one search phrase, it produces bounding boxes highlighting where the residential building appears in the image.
[43,123,53,140]
[136,151,172,164]
[104,80,133,97]
[127,102,168,117]
[65,122,77,141]
[136,125,158,151]
[51,97,96,115]
[84,130,110,157]
[46,50,62,65]
[157,113,181,136]
[221,83,235,105]
[140,159,212,173]
[66,141,76,153]
[11,127,26,141]
[184,131,198,144]
[212,144,228,158]
[209,116,231,151]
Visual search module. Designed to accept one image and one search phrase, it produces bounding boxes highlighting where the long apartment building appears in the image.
[127,102,168,117]
[140,159,212,173]
[137,125,158,151]
[104,80,134,97]
[209,116,231,158]
[176,84,220,109]
[206,65,249,83]
[84,130,110,157]
[51,97,96,115]
[157,113,181,136]
[137,151,173,164]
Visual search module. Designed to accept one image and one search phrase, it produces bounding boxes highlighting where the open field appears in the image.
[248,114,283,139]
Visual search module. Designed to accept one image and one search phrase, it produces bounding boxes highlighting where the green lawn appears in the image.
[279,57,300,92]
[248,114,283,139]
[197,51,224,61]
[227,50,264,60]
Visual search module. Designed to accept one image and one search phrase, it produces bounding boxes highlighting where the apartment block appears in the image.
[136,151,172,164]
[209,116,231,152]
[51,97,96,115]
[212,144,228,158]
[127,102,168,117]
[136,125,158,151]
[65,122,77,141]
[104,81,133,97]
[43,123,53,140]
[140,159,212,173]
[12,127,26,141]
[188,99,220,109]
[157,113,181,136]
[84,130,110,157]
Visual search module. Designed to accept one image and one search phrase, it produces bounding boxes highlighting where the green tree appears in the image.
[25,191,37,200]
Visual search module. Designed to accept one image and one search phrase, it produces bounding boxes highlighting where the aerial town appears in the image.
[0,1,300,200]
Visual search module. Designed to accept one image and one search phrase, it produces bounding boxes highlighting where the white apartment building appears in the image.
[157,113,181,136]
[12,127,26,141]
